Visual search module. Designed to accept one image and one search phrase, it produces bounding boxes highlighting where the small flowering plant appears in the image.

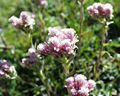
[65,74,96,96]
[1,0,118,96]
[87,2,114,79]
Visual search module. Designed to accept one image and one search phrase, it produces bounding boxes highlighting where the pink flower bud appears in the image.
[0,70,5,76]
[87,80,96,91]
[9,16,23,28]
[0,60,17,79]
[66,77,74,88]
[21,48,38,68]
[28,48,36,54]
[70,88,77,96]
[103,3,113,18]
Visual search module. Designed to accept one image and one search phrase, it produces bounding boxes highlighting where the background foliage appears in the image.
[0,0,120,96]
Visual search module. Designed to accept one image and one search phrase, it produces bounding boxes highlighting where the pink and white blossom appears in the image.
[87,80,96,91]
[87,3,113,19]
[9,11,35,29]
[9,16,23,28]
[0,60,17,79]
[65,74,96,96]
[37,27,78,56]
[21,48,38,68]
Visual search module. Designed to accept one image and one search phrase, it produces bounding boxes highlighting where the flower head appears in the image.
[87,3,113,19]
[87,80,96,91]
[0,60,17,79]
[9,11,35,29]
[65,74,96,96]
[37,27,78,56]
[21,48,38,68]
[20,11,35,29]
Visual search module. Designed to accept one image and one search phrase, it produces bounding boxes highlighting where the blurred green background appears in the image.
[0,0,120,96]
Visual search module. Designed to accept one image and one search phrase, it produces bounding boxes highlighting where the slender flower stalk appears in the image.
[77,0,85,57]
[96,20,108,78]
[79,1,84,36]
[39,68,53,96]
[28,29,34,47]
[58,56,72,77]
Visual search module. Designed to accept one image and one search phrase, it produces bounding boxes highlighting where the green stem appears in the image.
[39,70,51,96]
[39,60,55,96]
[96,20,108,79]
[28,29,33,47]
[77,0,84,57]
[60,56,73,77]
[16,76,38,87]
[80,2,84,35]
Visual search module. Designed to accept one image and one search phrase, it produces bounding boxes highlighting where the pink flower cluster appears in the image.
[0,60,10,77]
[87,3,113,19]
[37,27,78,56]
[65,74,96,96]
[22,48,38,68]
[0,60,17,79]
[9,11,35,29]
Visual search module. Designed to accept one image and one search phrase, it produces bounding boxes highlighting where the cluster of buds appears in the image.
[37,27,78,56]
[9,11,35,29]
[65,74,96,96]
[0,60,17,79]
[39,0,48,7]
[21,48,38,68]
[87,3,113,19]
